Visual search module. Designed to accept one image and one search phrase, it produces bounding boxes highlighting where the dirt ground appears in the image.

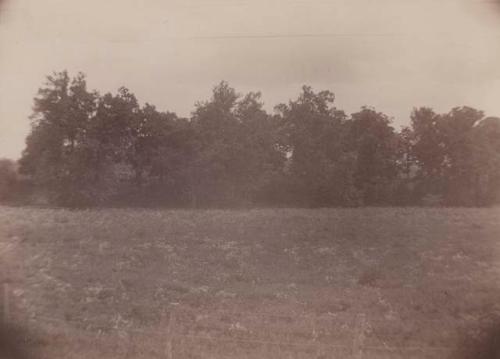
[1,206,500,358]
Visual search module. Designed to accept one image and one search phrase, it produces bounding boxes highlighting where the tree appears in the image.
[276,86,358,206]
[0,159,19,201]
[190,82,285,206]
[409,106,499,205]
[137,104,197,205]
[232,91,285,203]
[438,107,484,205]
[19,71,99,205]
[346,107,401,205]
[469,117,500,205]
[410,107,444,178]
[18,71,500,207]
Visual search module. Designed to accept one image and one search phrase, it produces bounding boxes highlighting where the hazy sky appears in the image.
[1,0,499,159]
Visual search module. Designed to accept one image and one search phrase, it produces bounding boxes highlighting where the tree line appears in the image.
[2,71,499,207]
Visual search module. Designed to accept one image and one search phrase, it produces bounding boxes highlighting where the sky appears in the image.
[0,0,499,159]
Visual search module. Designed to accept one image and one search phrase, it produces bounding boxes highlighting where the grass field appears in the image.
[1,206,500,358]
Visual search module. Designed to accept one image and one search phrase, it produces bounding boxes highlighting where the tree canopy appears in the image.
[13,71,500,207]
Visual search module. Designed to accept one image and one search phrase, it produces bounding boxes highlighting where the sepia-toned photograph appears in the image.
[1,0,500,358]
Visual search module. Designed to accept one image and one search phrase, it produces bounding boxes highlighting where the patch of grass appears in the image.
[1,206,500,358]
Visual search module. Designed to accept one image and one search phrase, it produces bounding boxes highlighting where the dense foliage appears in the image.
[9,71,500,207]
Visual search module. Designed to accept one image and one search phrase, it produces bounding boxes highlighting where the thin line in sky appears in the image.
[188,33,411,40]
[187,32,500,40]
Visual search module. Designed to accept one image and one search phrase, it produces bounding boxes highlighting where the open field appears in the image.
[1,206,500,358]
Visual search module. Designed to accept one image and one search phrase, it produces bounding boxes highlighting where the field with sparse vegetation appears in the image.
[1,206,500,358]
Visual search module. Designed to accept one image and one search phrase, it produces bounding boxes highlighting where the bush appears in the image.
[0,159,21,203]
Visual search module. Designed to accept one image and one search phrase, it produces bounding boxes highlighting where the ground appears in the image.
[1,206,500,358]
